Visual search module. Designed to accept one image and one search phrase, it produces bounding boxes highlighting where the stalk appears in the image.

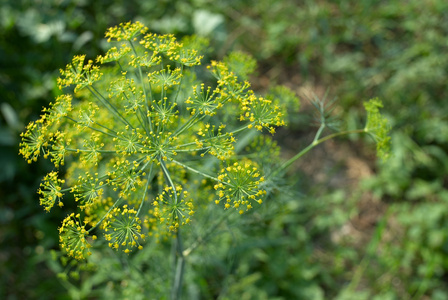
[171,229,185,300]
[270,129,365,179]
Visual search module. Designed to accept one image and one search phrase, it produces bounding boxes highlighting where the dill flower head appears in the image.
[364,98,391,160]
[38,171,65,212]
[59,213,94,260]
[195,123,235,160]
[72,172,105,210]
[103,205,145,253]
[152,185,194,232]
[42,94,73,126]
[104,21,148,42]
[57,55,103,92]
[240,93,286,134]
[19,121,50,164]
[214,161,266,214]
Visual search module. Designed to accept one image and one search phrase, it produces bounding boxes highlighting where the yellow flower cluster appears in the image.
[57,55,103,92]
[72,172,105,209]
[19,21,288,260]
[149,66,182,89]
[42,94,73,125]
[59,213,94,260]
[102,205,145,253]
[186,83,223,116]
[19,121,50,164]
[38,171,65,212]
[108,163,145,198]
[140,33,179,55]
[240,93,285,134]
[195,124,235,160]
[208,60,286,134]
[214,161,266,214]
[105,21,148,42]
[152,186,195,232]
[19,95,72,165]
[113,128,146,155]
[96,45,131,64]
[172,48,202,66]
[149,98,178,126]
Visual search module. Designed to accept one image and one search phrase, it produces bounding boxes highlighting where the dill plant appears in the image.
[19,20,283,289]
[19,21,391,298]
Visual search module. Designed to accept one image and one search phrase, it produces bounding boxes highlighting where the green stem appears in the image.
[160,159,178,204]
[136,162,154,218]
[64,116,118,139]
[171,159,221,182]
[129,40,153,133]
[271,129,365,179]
[87,196,123,233]
[171,147,211,153]
[88,86,133,129]
[93,120,117,134]
[171,229,185,300]
[172,64,184,103]
[171,111,203,139]
[313,123,326,143]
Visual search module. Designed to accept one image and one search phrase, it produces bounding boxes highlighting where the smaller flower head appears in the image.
[42,94,73,127]
[152,185,194,232]
[195,123,235,160]
[57,55,103,92]
[240,93,285,134]
[103,205,145,253]
[19,121,50,164]
[364,98,391,160]
[140,33,180,55]
[73,172,105,209]
[105,21,148,42]
[214,161,266,213]
[59,213,93,260]
[38,171,65,212]
[186,84,222,116]
[96,45,131,64]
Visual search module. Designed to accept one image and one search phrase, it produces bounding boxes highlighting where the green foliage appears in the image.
[7,0,443,298]
[363,98,391,160]
[14,16,393,299]
[212,1,448,297]
[223,51,257,81]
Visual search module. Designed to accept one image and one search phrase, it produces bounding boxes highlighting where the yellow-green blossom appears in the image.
[38,171,65,212]
[103,205,145,253]
[364,98,391,160]
[152,185,194,232]
[214,161,266,214]
[59,213,94,260]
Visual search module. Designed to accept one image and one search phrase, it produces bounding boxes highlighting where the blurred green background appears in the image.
[1,0,448,299]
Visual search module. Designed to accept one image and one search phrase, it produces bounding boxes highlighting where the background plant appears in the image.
[2,0,444,299]
[16,18,391,299]
[211,0,448,297]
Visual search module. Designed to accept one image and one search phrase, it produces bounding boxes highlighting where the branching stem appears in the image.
[87,196,123,233]
[171,159,221,182]
[271,128,366,179]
